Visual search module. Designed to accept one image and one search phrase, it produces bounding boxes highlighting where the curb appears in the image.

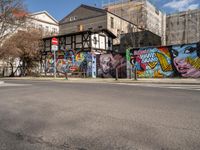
[1,78,200,85]
[0,81,4,84]
[52,79,200,85]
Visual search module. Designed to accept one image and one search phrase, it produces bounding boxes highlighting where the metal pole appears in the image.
[130,68,132,79]
[115,68,118,81]
[65,72,68,80]
[134,66,137,80]
[54,50,56,78]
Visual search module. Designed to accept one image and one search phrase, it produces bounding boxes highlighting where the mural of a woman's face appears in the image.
[172,44,200,78]
[100,55,112,74]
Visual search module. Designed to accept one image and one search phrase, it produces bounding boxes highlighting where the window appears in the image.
[45,26,49,31]
[52,28,57,33]
[108,39,111,47]
[111,17,114,29]
[94,37,97,45]
[69,17,73,21]
[155,9,160,15]
[39,24,42,29]
[69,16,77,21]
[77,25,83,31]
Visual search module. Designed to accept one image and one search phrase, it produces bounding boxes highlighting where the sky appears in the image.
[24,0,200,21]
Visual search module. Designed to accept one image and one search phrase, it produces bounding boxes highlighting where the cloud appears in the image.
[187,3,199,10]
[164,0,199,11]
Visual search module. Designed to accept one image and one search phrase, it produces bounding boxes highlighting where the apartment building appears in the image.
[59,4,140,45]
[27,11,59,36]
[103,0,166,45]
[166,9,200,45]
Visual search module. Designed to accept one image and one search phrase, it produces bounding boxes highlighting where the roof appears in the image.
[43,29,116,40]
[29,11,58,24]
[59,4,106,23]
[80,4,106,14]
[167,8,200,17]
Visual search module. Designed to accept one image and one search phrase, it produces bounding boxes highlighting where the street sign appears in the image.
[51,37,58,45]
[51,45,58,51]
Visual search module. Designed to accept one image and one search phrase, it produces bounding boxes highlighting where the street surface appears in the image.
[0,79,200,150]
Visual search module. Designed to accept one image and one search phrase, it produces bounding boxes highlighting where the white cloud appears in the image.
[164,0,199,11]
[187,3,199,10]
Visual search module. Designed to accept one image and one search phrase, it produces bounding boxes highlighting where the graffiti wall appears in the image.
[171,43,200,78]
[127,47,174,78]
[46,50,94,77]
[127,43,200,78]
[97,54,127,78]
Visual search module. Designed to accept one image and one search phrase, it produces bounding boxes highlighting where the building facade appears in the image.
[59,4,140,46]
[120,30,161,52]
[103,0,166,45]
[42,30,117,77]
[27,11,59,36]
[166,9,200,45]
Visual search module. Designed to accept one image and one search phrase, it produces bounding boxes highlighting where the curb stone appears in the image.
[1,78,200,85]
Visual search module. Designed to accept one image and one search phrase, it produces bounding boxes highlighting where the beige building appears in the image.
[166,9,200,45]
[27,11,59,36]
[59,4,140,45]
[0,11,59,77]
[103,0,166,45]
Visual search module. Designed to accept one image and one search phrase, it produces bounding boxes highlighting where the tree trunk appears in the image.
[9,62,15,77]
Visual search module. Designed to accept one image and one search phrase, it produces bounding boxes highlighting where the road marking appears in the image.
[112,83,200,91]
[0,83,31,87]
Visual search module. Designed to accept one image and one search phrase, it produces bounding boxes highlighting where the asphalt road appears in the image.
[0,80,200,150]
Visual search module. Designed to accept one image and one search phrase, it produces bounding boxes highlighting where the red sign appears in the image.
[51,37,58,45]
[70,67,78,71]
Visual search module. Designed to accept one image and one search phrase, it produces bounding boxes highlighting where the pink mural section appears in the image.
[96,54,127,78]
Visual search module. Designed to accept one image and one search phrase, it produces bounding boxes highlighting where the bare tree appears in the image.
[0,29,43,76]
[0,0,27,45]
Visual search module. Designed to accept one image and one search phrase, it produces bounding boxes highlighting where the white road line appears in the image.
[0,83,31,87]
[112,83,200,91]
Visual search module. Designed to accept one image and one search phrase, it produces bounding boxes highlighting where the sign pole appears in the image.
[51,37,58,79]
[54,50,56,79]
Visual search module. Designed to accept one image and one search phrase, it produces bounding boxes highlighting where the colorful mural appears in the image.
[127,47,174,78]
[46,50,94,77]
[97,54,126,78]
[126,43,200,78]
[45,43,200,78]
[171,44,200,78]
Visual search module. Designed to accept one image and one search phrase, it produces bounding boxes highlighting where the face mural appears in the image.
[130,47,174,78]
[171,44,200,78]
[97,54,126,78]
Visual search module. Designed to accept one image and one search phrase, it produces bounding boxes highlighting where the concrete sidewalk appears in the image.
[1,77,200,85]
[0,81,4,84]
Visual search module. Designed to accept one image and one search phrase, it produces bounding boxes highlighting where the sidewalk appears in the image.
[0,81,4,84]
[2,77,200,85]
